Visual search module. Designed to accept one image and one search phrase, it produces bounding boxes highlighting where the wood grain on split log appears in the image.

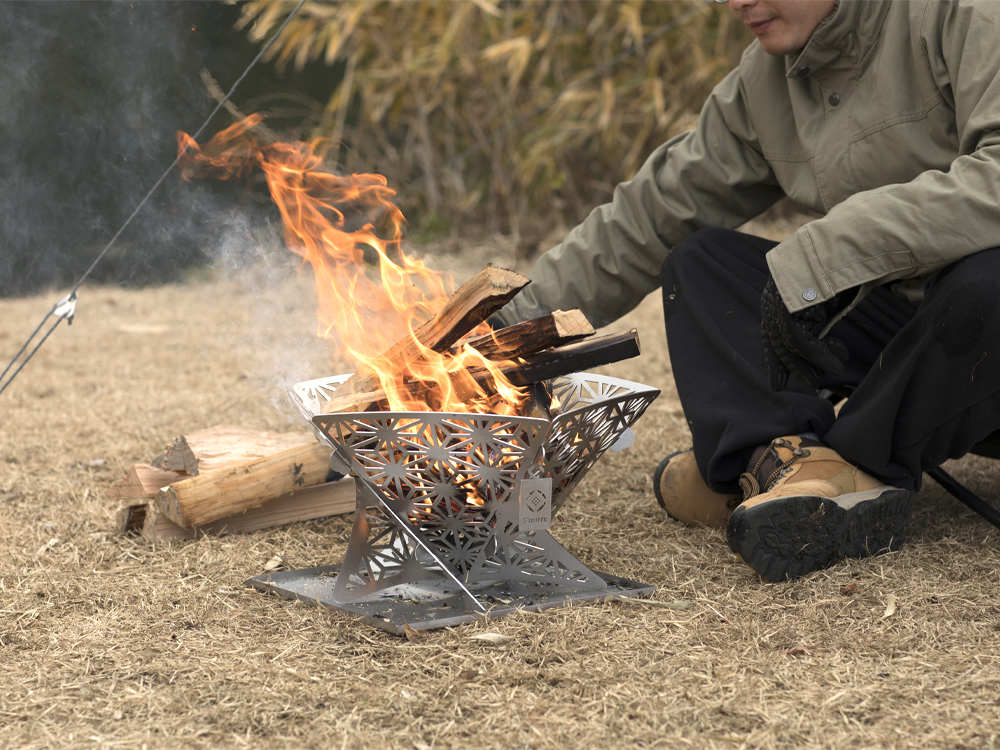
[330,265,529,411]
[153,440,335,529]
[451,308,594,360]
[123,479,355,542]
[106,463,186,501]
[150,425,314,476]
[320,329,641,414]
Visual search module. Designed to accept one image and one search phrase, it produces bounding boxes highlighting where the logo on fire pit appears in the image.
[526,489,547,513]
[519,478,552,532]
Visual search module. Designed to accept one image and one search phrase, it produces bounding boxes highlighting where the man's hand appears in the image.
[761,277,850,391]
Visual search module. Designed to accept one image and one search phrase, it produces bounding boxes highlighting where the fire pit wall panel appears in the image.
[290,373,659,607]
[290,372,660,512]
[542,374,660,512]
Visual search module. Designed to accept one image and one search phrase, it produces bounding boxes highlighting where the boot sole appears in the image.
[726,487,914,582]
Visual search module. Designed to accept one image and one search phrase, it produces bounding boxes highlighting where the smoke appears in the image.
[0,2,344,413]
[0,1,269,297]
[200,207,330,422]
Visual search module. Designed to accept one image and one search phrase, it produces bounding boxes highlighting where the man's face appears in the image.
[727,0,838,56]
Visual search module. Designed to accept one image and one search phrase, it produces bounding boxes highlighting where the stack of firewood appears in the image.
[108,425,352,542]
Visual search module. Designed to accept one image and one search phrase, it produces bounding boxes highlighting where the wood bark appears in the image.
[153,440,335,529]
[321,329,641,414]
[329,265,529,412]
[451,308,594,360]
[151,425,314,476]
[119,479,355,542]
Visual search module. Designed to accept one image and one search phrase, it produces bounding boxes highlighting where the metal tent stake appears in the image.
[247,372,660,634]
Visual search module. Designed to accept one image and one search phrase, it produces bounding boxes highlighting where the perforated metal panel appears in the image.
[285,371,659,613]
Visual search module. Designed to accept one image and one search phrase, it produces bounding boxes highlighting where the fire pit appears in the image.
[246,371,660,633]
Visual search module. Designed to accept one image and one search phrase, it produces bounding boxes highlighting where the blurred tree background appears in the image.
[0,0,750,298]
[240,0,751,244]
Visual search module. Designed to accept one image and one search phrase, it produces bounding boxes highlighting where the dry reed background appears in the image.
[235,0,751,238]
[3,221,1000,749]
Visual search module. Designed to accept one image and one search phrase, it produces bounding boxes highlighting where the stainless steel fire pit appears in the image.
[247,372,660,634]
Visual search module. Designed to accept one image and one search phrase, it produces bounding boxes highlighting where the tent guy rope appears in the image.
[0,0,308,398]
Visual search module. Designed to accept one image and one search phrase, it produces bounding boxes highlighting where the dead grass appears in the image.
[3,225,1000,749]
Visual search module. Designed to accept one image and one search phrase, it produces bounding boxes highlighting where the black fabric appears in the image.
[661,228,1000,494]
[760,275,849,390]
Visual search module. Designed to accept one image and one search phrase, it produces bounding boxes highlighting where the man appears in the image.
[493,0,1000,581]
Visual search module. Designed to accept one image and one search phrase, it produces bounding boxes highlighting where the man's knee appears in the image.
[662,227,776,288]
[663,230,722,317]
[923,247,1000,351]
[664,228,734,288]
[930,246,1000,291]
[662,228,776,322]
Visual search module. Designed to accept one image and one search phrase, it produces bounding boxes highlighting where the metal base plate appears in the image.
[246,565,655,635]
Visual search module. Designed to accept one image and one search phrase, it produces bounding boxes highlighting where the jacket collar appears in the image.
[785,0,891,78]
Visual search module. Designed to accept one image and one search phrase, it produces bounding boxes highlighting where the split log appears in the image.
[331,265,529,411]
[105,463,186,501]
[451,308,594,360]
[119,479,355,542]
[321,329,641,414]
[151,425,314,476]
[491,328,641,386]
[154,440,336,529]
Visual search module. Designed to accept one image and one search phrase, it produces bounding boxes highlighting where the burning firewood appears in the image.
[330,264,530,410]
[451,308,594,360]
[483,328,641,386]
[319,258,642,416]
[321,329,642,414]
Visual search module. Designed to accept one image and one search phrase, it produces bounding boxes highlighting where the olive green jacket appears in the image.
[496,0,1000,327]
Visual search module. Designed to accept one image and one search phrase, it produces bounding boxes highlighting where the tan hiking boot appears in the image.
[653,449,741,528]
[727,436,914,582]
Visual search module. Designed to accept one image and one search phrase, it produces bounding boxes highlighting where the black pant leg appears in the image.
[825,247,1000,493]
[662,228,918,493]
[663,229,837,493]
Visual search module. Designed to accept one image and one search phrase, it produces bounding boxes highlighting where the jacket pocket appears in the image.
[848,98,957,191]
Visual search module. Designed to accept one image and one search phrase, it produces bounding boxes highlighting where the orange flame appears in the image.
[177,115,526,414]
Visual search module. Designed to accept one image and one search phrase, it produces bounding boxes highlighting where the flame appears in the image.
[177,115,526,414]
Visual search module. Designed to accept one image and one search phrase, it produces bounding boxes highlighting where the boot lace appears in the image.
[737,438,811,502]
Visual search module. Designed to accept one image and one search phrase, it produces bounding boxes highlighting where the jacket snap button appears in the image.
[802,288,818,301]
[828,92,841,106]
[797,66,810,77]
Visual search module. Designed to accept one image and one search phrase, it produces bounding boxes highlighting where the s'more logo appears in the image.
[519,478,552,532]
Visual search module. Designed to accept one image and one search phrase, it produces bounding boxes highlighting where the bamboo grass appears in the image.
[236,0,752,234]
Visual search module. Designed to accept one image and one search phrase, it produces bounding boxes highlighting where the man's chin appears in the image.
[758,36,804,56]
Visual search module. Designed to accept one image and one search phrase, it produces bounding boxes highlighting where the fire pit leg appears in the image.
[331,479,485,611]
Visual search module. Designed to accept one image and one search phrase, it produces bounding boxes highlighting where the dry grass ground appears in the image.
[3,223,1000,749]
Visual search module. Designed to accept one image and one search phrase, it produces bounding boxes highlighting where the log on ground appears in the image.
[151,425,314,476]
[121,479,355,542]
[106,463,186,501]
[153,440,336,529]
